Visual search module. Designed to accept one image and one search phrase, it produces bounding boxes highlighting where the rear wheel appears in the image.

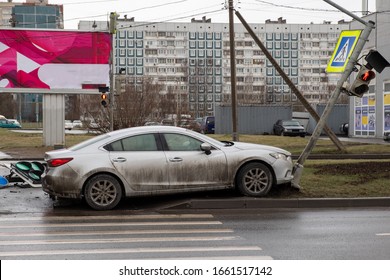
[84,174,122,210]
[236,163,273,197]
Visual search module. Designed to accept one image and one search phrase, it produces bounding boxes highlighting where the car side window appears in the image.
[106,134,158,151]
[163,133,203,151]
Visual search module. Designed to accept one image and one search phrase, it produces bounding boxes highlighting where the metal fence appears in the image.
[215,104,349,135]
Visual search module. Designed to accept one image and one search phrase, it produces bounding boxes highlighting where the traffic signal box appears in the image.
[98,86,109,107]
[101,93,108,107]
[347,64,376,98]
[344,50,389,98]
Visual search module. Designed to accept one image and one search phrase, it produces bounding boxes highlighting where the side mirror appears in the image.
[200,143,212,155]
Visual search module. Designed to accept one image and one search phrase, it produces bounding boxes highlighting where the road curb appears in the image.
[167,197,390,209]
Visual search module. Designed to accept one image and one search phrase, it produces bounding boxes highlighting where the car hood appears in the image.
[231,142,291,155]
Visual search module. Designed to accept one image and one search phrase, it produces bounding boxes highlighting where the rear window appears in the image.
[69,134,111,151]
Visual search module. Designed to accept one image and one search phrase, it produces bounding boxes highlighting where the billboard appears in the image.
[0,30,111,91]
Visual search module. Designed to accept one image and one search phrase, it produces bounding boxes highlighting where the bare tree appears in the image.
[114,77,165,128]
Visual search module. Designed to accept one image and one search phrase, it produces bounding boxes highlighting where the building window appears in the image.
[127,40,134,48]
[127,31,134,38]
[119,57,126,66]
[136,31,143,39]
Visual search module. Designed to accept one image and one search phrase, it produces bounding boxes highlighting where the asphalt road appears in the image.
[0,189,389,260]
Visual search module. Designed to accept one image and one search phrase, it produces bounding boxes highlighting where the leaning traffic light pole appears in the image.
[291,0,376,188]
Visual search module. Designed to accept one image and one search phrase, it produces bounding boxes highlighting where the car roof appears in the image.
[106,125,192,137]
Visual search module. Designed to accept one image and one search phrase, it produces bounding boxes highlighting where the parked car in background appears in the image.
[179,119,201,132]
[161,119,174,126]
[64,120,73,130]
[200,116,215,134]
[7,119,22,128]
[339,123,349,136]
[0,118,21,129]
[384,131,390,142]
[273,119,306,137]
[72,120,83,129]
[144,121,161,126]
[43,126,293,210]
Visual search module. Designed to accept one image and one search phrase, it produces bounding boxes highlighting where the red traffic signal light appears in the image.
[347,65,376,98]
[361,70,375,82]
[101,93,108,107]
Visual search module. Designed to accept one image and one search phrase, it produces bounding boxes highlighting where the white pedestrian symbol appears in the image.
[334,39,350,62]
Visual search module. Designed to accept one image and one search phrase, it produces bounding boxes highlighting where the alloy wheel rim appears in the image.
[244,168,268,193]
[90,180,117,206]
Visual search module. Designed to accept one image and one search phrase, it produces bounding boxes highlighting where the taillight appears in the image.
[47,158,73,167]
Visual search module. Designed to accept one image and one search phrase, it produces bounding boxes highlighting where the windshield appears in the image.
[283,121,301,126]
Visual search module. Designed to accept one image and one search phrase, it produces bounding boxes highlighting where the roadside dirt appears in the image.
[313,161,390,184]
[1,147,50,159]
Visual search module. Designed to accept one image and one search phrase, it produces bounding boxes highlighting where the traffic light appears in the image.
[98,86,109,107]
[101,93,108,107]
[347,64,376,98]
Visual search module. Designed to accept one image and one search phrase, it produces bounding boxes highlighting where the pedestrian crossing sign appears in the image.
[326,30,362,73]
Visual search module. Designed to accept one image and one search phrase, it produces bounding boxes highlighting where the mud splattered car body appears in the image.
[43,126,293,210]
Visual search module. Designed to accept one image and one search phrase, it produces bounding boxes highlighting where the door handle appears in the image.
[169,157,183,162]
[112,157,127,163]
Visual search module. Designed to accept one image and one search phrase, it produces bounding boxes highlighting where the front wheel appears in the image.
[84,174,122,210]
[236,163,273,197]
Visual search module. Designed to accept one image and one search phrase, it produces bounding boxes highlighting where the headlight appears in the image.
[270,152,288,160]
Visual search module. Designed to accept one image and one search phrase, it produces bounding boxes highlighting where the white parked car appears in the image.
[64,120,73,130]
[43,126,294,210]
[72,120,83,129]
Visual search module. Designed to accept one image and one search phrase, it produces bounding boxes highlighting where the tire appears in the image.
[84,174,122,210]
[236,162,273,197]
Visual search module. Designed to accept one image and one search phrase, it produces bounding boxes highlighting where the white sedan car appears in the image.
[43,126,293,210]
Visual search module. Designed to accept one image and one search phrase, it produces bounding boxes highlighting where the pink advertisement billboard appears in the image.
[0,30,111,90]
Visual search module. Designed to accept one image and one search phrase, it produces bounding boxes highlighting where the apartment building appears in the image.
[80,17,349,118]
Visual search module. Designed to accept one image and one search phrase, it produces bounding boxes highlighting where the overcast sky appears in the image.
[24,0,378,30]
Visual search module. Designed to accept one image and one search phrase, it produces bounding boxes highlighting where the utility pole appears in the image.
[228,0,238,141]
[291,0,376,188]
[109,12,118,131]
